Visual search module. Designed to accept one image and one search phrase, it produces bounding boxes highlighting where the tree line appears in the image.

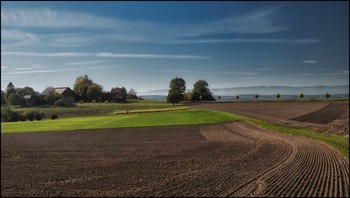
[1,75,139,107]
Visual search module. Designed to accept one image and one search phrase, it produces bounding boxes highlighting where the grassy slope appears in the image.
[1,109,239,133]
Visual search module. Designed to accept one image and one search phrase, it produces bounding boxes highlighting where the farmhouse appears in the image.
[40,87,77,103]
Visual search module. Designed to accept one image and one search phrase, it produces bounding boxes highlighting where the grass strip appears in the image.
[114,106,189,114]
[1,109,239,133]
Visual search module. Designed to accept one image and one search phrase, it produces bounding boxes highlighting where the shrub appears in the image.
[1,108,20,122]
[19,113,27,121]
[35,113,43,121]
[25,111,35,121]
[25,111,44,121]
[51,114,58,120]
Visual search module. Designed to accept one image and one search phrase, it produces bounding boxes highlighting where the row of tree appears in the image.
[218,92,331,101]
[167,78,215,105]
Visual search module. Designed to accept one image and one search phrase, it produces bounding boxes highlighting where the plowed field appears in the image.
[292,102,348,124]
[189,101,349,135]
[2,121,349,197]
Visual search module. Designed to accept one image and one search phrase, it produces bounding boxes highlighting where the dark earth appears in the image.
[1,101,349,197]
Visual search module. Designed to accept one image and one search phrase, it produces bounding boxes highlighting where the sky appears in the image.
[1,1,349,94]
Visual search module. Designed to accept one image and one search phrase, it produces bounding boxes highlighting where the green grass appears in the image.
[10,100,183,118]
[1,109,240,133]
[114,106,189,114]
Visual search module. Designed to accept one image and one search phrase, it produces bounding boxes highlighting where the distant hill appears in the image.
[211,85,349,96]
[139,94,349,101]
[141,85,349,96]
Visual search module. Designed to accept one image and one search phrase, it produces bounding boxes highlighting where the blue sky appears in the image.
[1,1,349,94]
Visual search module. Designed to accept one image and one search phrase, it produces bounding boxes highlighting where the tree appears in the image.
[276,93,281,100]
[6,82,15,100]
[111,87,127,102]
[127,88,138,100]
[1,90,5,105]
[7,93,23,106]
[15,86,36,97]
[73,75,94,102]
[128,88,137,96]
[236,95,239,101]
[325,92,331,99]
[166,77,186,105]
[192,79,215,101]
[299,93,304,100]
[86,83,103,102]
[255,94,259,100]
[218,96,221,100]
[44,91,62,105]
[183,92,192,101]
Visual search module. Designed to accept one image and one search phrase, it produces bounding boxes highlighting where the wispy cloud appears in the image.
[241,77,258,80]
[1,8,118,29]
[2,51,210,59]
[294,72,348,76]
[1,66,7,69]
[2,28,319,48]
[67,60,106,65]
[2,51,91,57]
[149,69,258,75]
[1,6,287,34]
[168,38,320,44]
[1,6,297,46]
[302,60,318,63]
[14,67,34,70]
[95,52,209,59]
[3,65,123,75]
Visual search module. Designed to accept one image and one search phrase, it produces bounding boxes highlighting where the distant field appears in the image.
[1,109,239,133]
[9,100,182,118]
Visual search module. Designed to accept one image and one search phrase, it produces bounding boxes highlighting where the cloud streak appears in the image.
[1,6,295,46]
[302,60,318,63]
[3,65,123,75]
[1,51,210,59]
[67,60,106,65]
[168,38,320,44]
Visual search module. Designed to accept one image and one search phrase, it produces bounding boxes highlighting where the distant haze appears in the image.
[140,85,349,96]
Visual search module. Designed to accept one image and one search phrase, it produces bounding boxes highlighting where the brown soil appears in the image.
[1,122,349,197]
[188,101,349,135]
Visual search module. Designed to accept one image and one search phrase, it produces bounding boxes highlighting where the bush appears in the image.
[19,113,27,121]
[51,114,58,120]
[35,113,43,121]
[1,109,44,122]
[25,111,44,121]
[1,108,20,122]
